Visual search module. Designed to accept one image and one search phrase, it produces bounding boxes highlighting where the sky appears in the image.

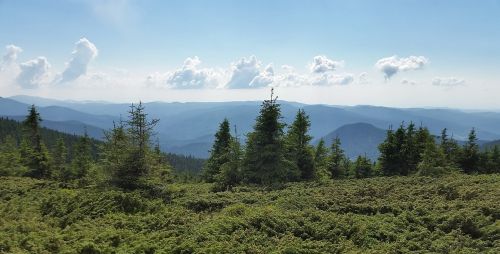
[0,0,499,109]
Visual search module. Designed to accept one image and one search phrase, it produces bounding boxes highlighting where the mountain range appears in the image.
[2,95,500,159]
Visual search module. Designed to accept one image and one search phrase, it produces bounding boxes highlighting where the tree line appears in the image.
[203,90,500,190]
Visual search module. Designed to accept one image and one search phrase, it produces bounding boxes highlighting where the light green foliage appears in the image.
[0,174,498,253]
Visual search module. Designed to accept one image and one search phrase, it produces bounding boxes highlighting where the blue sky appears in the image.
[1,0,500,109]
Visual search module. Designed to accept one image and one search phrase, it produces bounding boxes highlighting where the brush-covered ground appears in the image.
[0,174,499,253]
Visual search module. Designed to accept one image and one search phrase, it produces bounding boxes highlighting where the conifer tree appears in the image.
[352,155,372,178]
[378,128,399,176]
[417,138,452,176]
[242,89,289,185]
[204,118,232,182]
[72,130,93,180]
[0,135,26,176]
[459,128,480,173]
[490,146,500,173]
[285,109,315,180]
[52,137,71,181]
[314,139,330,179]
[215,128,242,191]
[327,136,348,178]
[22,105,51,178]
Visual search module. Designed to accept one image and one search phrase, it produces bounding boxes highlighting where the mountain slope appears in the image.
[317,123,387,160]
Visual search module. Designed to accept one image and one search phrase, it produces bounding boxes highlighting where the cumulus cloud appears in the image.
[2,45,23,68]
[164,56,222,89]
[309,55,344,73]
[375,55,428,79]
[249,64,274,88]
[271,65,308,87]
[60,38,98,83]
[225,56,267,89]
[432,77,465,87]
[16,57,51,88]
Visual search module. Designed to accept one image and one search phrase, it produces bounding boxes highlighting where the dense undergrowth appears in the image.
[1,174,499,253]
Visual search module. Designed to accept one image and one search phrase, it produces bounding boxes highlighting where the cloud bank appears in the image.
[432,77,465,87]
[16,57,51,89]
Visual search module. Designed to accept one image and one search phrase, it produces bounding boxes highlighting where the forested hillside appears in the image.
[0,93,499,253]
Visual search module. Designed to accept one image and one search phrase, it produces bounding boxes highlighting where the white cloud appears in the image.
[60,38,98,83]
[311,73,354,86]
[249,64,274,88]
[375,55,428,79]
[271,65,308,87]
[309,55,344,73]
[1,45,23,69]
[165,56,222,89]
[16,57,51,89]
[432,77,465,87]
[225,56,266,89]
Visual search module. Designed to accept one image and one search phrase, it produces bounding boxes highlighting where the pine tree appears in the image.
[52,137,71,181]
[214,129,242,191]
[203,118,232,182]
[0,135,27,176]
[417,138,452,176]
[353,155,372,178]
[459,128,480,173]
[102,122,131,187]
[378,128,399,176]
[490,146,500,173]
[242,89,289,185]
[71,130,93,180]
[327,136,347,179]
[285,109,315,180]
[22,105,51,178]
[313,139,330,180]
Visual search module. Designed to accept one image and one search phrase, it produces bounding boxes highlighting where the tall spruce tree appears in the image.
[314,139,330,179]
[214,128,242,191]
[285,109,315,180]
[204,118,232,182]
[22,105,51,178]
[242,89,289,185]
[327,136,348,179]
[459,128,480,173]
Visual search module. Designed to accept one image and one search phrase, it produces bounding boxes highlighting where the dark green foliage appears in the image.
[352,155,373,178]
[459,128,480,173]
[71,131,93,181]
[214,136,243,191]
[285,109,315,180]
[203,118,232,182]
[327,136,348,178]
[242,90,290,185]
[0,135,27,176]
[21,105,51,178]
[313,139,330,180]
[1,174,498,253]
[51,137,71,181]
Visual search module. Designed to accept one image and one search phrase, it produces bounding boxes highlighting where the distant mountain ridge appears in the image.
[3,95,500,158]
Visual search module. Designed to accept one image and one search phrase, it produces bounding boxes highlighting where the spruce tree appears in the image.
[52,137,71,181]
[417,139,451,176]
[214,130,242,191]
[353,155,372,178]
[22,105,51,178]
[71,130,93,180]
[490,146,500,173]
[327,136,347,179]
[242,89,289,185]
[314,139,330,179]
[285,109,315,180]
[0,135,27,176]
[204,118,232,182]
[459,128,480,173]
